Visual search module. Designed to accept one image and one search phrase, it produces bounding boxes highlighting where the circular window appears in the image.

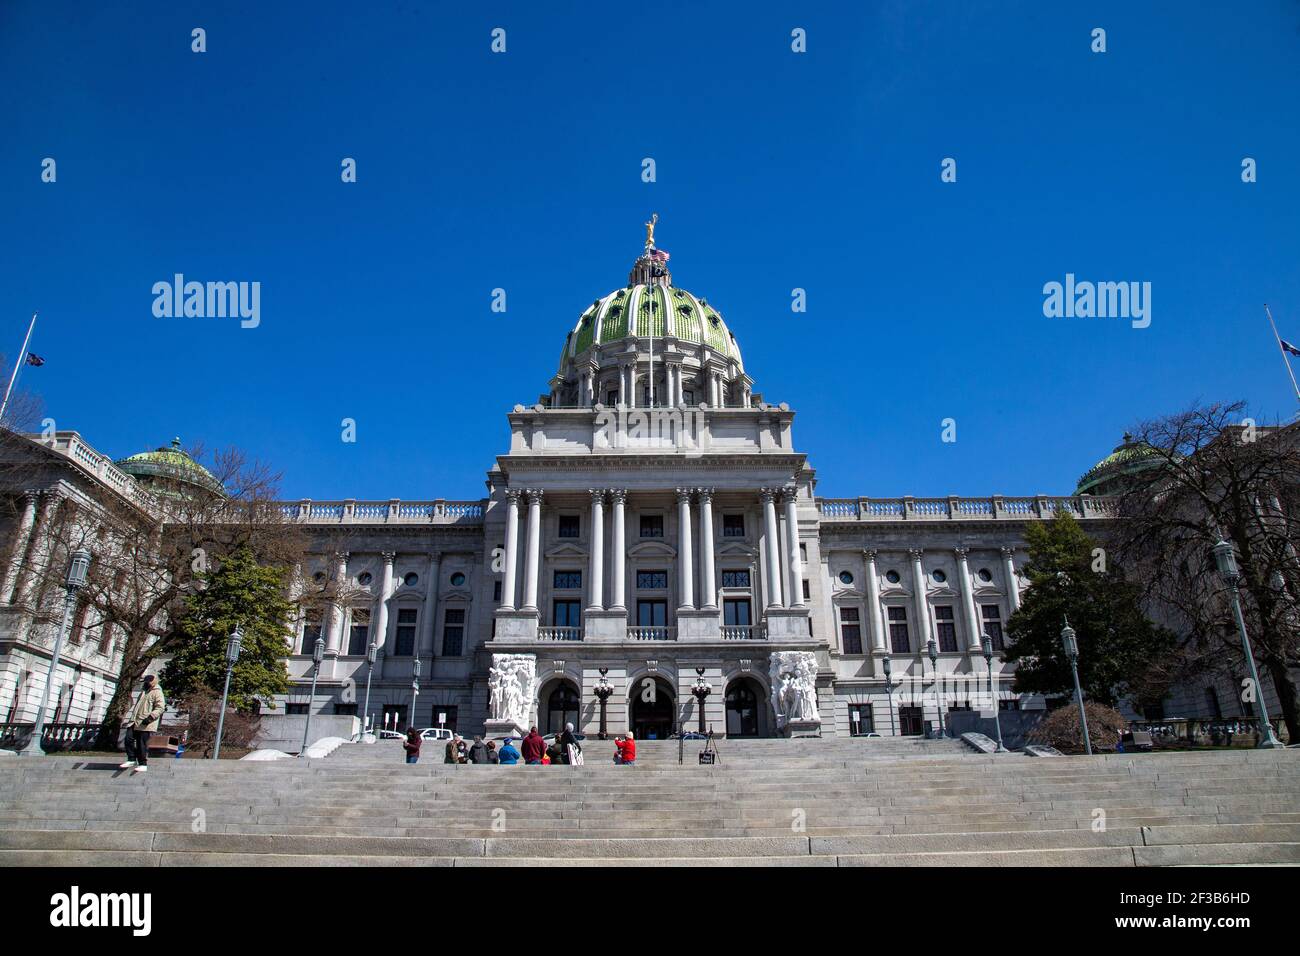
[977,568,993,583]
[357,572,373,586]
[403,572,419,587]
[708,316,721,327]
[838,571,854,585]
[885,570,901,584]
[932,569,947,583]
[450,572,466,587]
[312,571,326,584]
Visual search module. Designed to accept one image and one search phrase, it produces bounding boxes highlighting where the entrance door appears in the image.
[898,705,923,737]
[542,681,580,735]
[725,679,760,737]
[628,677,675,739]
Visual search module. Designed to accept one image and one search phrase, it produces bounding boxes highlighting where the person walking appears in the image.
[119,674,165,774]
[403,727,422,764]
[614,731,636,765]
[521,726,545,765]
[498,737,521,765]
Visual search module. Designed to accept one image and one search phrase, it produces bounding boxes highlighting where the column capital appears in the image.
[609,488,628,504]
[863,548,879,561]
[953,547,970,560]
[334,551,351,563]
[779,486,799,504]
[696,487,714,503]
[907,548,924,561]
[758,487,779,504]
[999,546,1016,558]
[524,488,544,504]
[381,551,396,564]
[505,488,523,505]
[588,489,607,504]
[675,488,694,504]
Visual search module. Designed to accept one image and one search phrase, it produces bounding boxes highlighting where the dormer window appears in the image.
[708,316,720,327]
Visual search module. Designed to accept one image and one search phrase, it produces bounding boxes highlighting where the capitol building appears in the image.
[1,225,1129,742]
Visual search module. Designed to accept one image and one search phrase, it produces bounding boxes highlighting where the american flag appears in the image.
[648,248,670,263]
[25,353,44,367]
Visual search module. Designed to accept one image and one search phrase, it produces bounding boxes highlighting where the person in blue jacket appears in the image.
[497,738,521,765]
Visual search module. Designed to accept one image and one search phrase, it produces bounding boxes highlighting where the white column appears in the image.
[676,488,695,610]
[761,489,784,609]
[863,549,887,652]
[588,490,605,610]
[610,489,627,611]
[13,492,60,606]
[325,552,349,654]
[782,488,804,607]
[698,489,717,609]
[374,552,395,652]
[909,549,931,653]
[618,364,628,406]
[501,490,521,609]
[955,548,982,651]
[629,364,638,407]
[422,552,441,655]
[523,489,543,612]
[1001,547,1021,611]
[1,491,39,604]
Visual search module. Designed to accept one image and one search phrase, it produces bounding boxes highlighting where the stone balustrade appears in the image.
[816,494,1116,522]
[538,626,582,642]
[282,499,485,525]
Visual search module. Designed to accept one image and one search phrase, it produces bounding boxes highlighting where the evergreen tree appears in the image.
[1004,511,1173,706]
[162,546,293,711]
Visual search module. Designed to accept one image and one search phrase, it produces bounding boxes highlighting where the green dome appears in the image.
[1075,433,1164,496]
[116,438,225,496]
[562,284,743,369]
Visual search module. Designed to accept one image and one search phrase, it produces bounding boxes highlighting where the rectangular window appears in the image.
[935,605,958,652]
[848,703,874,736]
[720,569,751,588]
[722,514,745,537]
[334,702,357,716]
[607,390,619,406]
[348,608,370,656]
[723,599,752,626]
[898,705,924,737]
[981,604,1004,651]
[887,606,909,653]
[558,515,580,538]
[840,606,863,655]
[301,613,322,655]
[802,579,810,600]
[637,569,668,589]
[636,600,667,627]
[394,608,418,656]
[683,389,694,405]
[799,543,807,562]
[493,580,502,602]
[442,608,465,656]
[553,600,581,628]
[553,570,582,590]
[640,514,664,538]
[286,703,310,716]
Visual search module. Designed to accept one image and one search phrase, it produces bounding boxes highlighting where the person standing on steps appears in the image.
[467,735,491,764]
[558,722,582,765]
[521,726,545,764]
[444,735,461,764]
[403,727,422,764]
[498,737,521,765]
[119,674,165,774]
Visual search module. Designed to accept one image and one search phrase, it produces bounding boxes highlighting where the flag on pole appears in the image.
[25,353,44,367]
[1281,340,1300,358]
[1265,304,1300,405]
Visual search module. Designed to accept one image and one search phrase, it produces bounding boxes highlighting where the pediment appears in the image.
[545,543,588,559]
[716,540,759,557]
[628,540,677,558]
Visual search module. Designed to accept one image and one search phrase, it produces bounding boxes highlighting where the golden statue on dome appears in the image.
[644,212,658,249]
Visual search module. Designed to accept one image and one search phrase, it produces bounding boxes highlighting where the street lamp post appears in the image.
[409,652,421,730]
[361,641,377,741]
[1213,538,1284,748]
[299,637,324,757]
[981,635,1005,753]
[926,638,944,738]
[594,668,613,740]
[1060,617,1092,755]
[212,623,243,760]
[20,549,92,756]
[691,667,712,736]
[882,654,896,737]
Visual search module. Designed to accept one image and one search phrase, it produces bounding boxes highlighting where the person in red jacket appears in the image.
[403,727,422,764]
[521,726,546,764]
[614,731,636,765]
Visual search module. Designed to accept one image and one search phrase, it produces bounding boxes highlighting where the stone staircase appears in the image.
[2,738,1298,866]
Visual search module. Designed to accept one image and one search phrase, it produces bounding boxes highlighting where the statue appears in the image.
[769,651,821,729]
[644,212,658,249]
[488,654,537,729]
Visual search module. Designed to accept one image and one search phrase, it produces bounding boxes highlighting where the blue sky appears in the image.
[2,1,1298,501]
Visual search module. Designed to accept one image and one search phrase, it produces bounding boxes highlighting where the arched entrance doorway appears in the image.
[540,680,580,735]
[628,676,675,740]
[725,677,763,738]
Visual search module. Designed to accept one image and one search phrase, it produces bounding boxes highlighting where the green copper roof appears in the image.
[1075,434,1164,495]
[564,284,742,366]
[116,438,225,495]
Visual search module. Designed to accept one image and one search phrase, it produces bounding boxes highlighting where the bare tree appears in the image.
[1110,401,1300,740]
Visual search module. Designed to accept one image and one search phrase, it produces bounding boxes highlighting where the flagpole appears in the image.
[0,312,38,428]
[1265,304,1300,406]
